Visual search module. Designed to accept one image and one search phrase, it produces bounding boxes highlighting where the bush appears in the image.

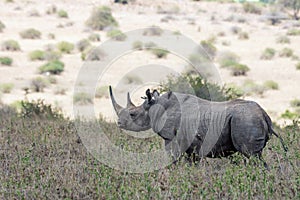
[20,99,63,119]
[0,83,14,93]
[276,36,290,44]
[230,63,250,76]
[0,57,13,66]
[39,60,64,75]
[263,80,279,90]
[20,28,41,39]
[57,41,74,54]
[106,29,127,41]
[77,39,91,52]
[160,73,242,101]
[86,48,106,61]
[290,99,300,107]
[243,2,262,14]
[260,48,276,60]
[143,26,163,36]
[200,40,217,58]
[29,50,45,61]
[279,48,293,57]
[85,6,118,30]
[88,33,101,42]
[151,48,169,58]
[31,76,49,92]
[73,92,93,105]
[217,51,240,68]
[44,51,62,61]
[1,40,20,51]
[57,10,68,18]
[238,32,249,40]
[296,62,300,70]
[287,29,300,36]
[95,86,109,98]
[132,41,143,50]
[0,20,5,32]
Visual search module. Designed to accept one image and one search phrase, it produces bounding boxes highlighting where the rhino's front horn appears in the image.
[109,86,123,114]
[127,92,136,108]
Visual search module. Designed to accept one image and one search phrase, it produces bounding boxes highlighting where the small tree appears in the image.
[279,0,300,20]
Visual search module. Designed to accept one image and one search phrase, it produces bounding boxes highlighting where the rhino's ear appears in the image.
[146,89,152,101]
[152,90,160,99]
[167,91,172,99]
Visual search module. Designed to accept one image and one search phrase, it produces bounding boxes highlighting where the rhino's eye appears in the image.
[130,113,136,117]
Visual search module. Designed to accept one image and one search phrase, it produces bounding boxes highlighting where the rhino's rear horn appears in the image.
[109,86,124,114]
[127,92,136,108]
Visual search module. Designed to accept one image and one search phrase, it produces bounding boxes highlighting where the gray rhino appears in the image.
[109,86,287,167]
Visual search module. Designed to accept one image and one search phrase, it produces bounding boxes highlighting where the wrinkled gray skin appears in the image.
[109,86,287,166]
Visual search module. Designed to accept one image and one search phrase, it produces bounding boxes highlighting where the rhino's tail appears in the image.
[270,128,288,152]
[263,111,288,152]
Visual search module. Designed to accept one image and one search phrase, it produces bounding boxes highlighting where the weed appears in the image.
[290,99,300,107]
[20,28,41,39]
[144,42,157,49]
[46,5,57,15]
[238,32,249,40]
[200,40,217,58]
[230,63,250,76]
[296,62,300,70]
[86,48,106,61]
[217,51,240,68]
[95,86,109,98]
[243,2,262,14]
[124,75,142,84]
[47,33,55,39]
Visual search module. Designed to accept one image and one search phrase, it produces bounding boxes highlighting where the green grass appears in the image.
[0,102,299,199]
[0,56,13,66]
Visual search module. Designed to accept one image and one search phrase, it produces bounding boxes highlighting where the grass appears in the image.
[0,83,14,93]
[0,56,13,66]
[20,28,41,39]
[0,102,299,199]
[85,6,118,30]
[260,48,276,60]
[1,40,21,51]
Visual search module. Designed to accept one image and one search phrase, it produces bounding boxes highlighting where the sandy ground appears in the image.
[0,0,300,125]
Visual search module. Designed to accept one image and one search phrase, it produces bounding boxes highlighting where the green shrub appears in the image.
[290,99,300,107]
[279,48,293,57]
[260,48,276,60]
[57,41,74,54]
[39,60,64,75]
[20,28,41,39]
[263,80,279,90]
[73,92,93,105]
[230,63,250,76]
[132,41,143,50]
[160,73,242,101]
[151,48,169,58]
[0,20,5,32]
[281,110,299,120]
[287,29,300,36]
[77,39,91,52]
[88,33,101,42]
[238,32,249,40]
[0,57,13,66]
[57,10,68,18]
[29,50,45,61]
[30,76,49,92]
[95,86,109,98]
[106,29,127,41]
[20,99,63,119]
[243,2,262,14]
[0,83,14,93]
[296,62,300,70]
[276,36,290,44]
[200,40,217,58]
[1,40,20,51]
[85,6,118,30]
[217,51,240,68]
[143,26,163,36]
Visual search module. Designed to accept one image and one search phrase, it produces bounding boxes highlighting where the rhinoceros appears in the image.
[109,86,287,167]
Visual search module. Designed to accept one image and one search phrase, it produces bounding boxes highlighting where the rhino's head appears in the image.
[109,86,159,132]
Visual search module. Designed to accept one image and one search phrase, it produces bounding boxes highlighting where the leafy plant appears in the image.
[20,28,41,39]
[39,60,64,75]
[151,48,169,58]
[57,9,68,18]
[29,50,45,61]
[30,76,49,92]
[73,92,93,105]
[57,41,74,54]
[1,40,20,51]
[279,48,293,57]
[0,56,13,66]
[85,6,118,30]
[106,29,127,41]
[260,48,276,60]
[263,80,279,90]
[0,83,14,93]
